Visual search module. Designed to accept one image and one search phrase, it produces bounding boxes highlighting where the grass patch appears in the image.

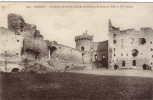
[0,72,153,100]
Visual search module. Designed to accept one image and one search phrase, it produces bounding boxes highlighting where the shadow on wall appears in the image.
[93,40,108,68]
[48,46,57,59]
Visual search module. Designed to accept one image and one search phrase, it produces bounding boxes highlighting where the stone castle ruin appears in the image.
[0,14,108,72]
[108,20,153,70]
[0,14,152,72]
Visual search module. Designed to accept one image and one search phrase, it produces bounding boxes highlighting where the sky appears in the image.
[0,2,153,48]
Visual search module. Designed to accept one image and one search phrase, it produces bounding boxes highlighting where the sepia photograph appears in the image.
[0,2,153,100]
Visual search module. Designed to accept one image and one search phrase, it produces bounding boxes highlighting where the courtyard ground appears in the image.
[68,69,153,78]
[0,69,153,100]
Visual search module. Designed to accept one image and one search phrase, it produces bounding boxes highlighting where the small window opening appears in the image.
[132,49,139,57]
[95,54,98,60]
[81,47,84,51]
[139,38,146,45]
[102,55,105,61]
[121,39,123,43]
[130,38,134,44]
[113,40,117,44]
[121,53,123,56]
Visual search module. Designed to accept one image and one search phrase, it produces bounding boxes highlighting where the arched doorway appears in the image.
[122,60,125,67]
[114,65,118,69]
[12,68,19,72]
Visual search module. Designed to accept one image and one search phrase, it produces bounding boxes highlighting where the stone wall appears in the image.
[0,13,109,72]
[0,27,24,72]
[51,44,84,67]
[23,36,48,61]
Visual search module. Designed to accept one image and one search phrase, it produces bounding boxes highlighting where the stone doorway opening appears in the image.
[48,46,57,59]
[114,64,118,69]
[11,68,19,72]
[122,60,125,67]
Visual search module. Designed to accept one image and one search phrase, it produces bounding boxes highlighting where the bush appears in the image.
[21,63,51,74]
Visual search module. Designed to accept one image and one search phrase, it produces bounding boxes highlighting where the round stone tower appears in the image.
[75,31,93,52]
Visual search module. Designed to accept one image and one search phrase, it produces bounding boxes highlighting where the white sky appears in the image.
[0,2,153,48]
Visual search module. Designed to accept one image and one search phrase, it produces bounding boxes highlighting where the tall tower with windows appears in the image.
[75,31,93,69]
[75,30,93,52]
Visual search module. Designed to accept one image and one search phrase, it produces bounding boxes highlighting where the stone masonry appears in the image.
[108,20,153,70]
[0,13,108,72]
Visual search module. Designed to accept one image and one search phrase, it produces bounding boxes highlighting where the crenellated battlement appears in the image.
[75,32,93,41]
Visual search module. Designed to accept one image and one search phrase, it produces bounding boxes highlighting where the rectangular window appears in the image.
[130,38,134,44]
[133,60,136,66]
[113,40,117,44]
[81,47,84,51]
[121,53,123,56]
[113,34,116,37]
[121,39,123,43]
[114,48,115,53]
[121,39,124,48]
